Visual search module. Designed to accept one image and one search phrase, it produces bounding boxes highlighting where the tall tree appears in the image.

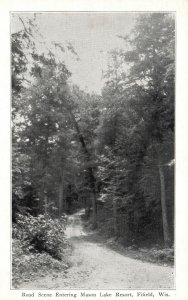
[97,13,175,245]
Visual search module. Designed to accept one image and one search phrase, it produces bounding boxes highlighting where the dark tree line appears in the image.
[12,13,174,247]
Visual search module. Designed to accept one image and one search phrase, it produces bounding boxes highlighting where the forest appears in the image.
[12,13,175,288]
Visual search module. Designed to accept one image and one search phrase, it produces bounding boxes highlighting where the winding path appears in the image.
[20,210,174,289]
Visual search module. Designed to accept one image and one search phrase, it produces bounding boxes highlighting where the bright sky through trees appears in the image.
[12,13,175,288]
[12,13,136,94]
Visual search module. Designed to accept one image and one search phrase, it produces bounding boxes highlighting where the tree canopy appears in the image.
[12,13,175,247]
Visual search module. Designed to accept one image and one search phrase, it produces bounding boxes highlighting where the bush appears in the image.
[12,213,71,288]
[12,239,68,288]
[13,213,67,260]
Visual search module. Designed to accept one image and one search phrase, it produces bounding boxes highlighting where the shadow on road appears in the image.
[67,213,174,267]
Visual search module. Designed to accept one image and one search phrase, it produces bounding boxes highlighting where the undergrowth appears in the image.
[12,213,70,288]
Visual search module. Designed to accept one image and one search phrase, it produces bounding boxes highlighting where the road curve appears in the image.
[19,210,174,289]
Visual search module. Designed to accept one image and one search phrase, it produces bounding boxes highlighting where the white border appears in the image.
[0,0,188,299]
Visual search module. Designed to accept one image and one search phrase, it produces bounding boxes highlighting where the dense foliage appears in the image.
[13,214,67,259]
[12,12,175,274]
[95,13,175,246]
[12,214,69,287]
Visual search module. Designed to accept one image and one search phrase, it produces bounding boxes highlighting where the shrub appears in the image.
[12,240,68,288]
[13,213,67,260]
[12,213,71,288]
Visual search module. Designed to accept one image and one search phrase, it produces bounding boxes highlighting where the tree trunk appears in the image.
[91,190,97,229]
[68,109,98,228]
[113,168,118,236]
[44,192,48,217]
[59,170,64,217]
[113,199,118,236]
[158,163,170,246]
[43,125,49,217]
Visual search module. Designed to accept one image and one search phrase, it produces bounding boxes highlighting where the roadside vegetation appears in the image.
[12,214,71,288]
[12,13,175,287]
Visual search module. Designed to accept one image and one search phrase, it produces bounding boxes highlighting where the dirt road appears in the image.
[20,210,174,289]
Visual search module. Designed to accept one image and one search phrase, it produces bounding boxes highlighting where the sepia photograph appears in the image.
[11,12,175,290]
